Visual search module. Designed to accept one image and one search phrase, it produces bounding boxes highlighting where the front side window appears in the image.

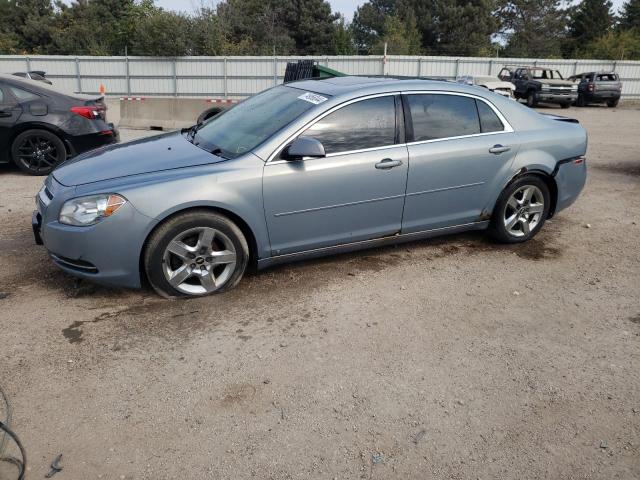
[407,94,480,141]
[299,96,396,154]
[194,86,326,159]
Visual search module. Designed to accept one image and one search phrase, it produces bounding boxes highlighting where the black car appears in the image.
[0,74,118,175]
[498,66,578,108]
[568,72,622,107]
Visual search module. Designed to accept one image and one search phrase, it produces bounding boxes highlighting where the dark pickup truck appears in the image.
[568,72,622,107]
[499,66,578,108]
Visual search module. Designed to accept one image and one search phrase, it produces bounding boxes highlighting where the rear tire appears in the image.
[489,175,551,244]
[607,99,619,108]
[11,129,67,175]
[526,90,538,108]
[144,210,249,298]
[560,102,570,109]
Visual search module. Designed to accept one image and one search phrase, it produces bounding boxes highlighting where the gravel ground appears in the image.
[0,105,638,480]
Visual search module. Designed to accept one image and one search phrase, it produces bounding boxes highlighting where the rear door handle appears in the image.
[375,158,403,169]
[489,144,511,155]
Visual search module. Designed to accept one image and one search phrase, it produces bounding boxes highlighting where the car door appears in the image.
[262,94,409,256]
[0,83,23,161]
[513,69,528,97]
[401,92,519,233]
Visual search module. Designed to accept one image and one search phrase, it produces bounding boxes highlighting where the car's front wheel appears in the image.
[489,175,550,243]
[526,90,538,108]
[144,210,249,298]
[11,129,67,175]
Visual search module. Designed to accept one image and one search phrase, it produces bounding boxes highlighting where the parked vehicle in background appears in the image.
[0,73,118,175]
[456,75,515,98]
[12,70,52,85]
[499,66,578,108]
[33,77,587,298]
[568,72,622,107]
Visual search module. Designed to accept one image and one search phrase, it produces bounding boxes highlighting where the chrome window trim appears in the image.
[266,90,515,165]
[266,92,400,164]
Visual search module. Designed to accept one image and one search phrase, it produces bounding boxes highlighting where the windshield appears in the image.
[191,86,327,159]
[531,69,564,80]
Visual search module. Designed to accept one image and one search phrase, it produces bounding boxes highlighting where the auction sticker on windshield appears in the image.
[298,92,328,105]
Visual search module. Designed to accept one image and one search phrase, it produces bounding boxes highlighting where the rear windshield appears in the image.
[193,86,328,158]
[596,74,618,81]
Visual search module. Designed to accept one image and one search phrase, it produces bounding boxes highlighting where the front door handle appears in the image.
[489,144,511,155]
[375,158,403,170]
[0,109,12,118]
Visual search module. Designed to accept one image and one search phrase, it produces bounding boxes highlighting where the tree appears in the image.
[584,29,640,58]
[332,15,357,55]
[128,6,192,56]
[566,0,614,57]
[436,0,497,56]
[496,0,569,58]
[5,0,56,54]
[619,0,640,30]
[372,12,422,54]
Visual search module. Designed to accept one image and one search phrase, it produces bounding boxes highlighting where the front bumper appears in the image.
[537,92,578,103]
[34,180,156,288]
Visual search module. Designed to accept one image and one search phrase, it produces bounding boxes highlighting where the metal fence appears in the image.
[1,55,640,98]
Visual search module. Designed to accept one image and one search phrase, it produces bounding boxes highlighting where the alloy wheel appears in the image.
[503,185,545,238]
[162,227,237,295]
[16,135,63,173]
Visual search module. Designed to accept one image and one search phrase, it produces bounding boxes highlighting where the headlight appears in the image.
[59,194,126,226]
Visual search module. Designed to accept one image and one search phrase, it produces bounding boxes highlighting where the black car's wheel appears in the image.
[526,90,538,108]
[576,94,586,107]
[607,99,619,108]
[489,175,551,244]
[144,210,249,298]
[11,129,67,175]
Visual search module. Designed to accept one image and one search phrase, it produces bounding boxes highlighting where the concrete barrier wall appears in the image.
[118,97,236,130]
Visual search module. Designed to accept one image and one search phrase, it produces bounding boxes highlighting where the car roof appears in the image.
[286,76,481,99]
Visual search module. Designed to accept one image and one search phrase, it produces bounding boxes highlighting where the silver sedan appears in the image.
[33,77,587,297]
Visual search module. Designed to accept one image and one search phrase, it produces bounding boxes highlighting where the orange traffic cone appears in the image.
[99,83,106,95]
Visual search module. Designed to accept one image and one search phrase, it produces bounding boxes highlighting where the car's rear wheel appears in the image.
[526,90,538,108]
[560,102,570,109]
[11,129,67,175]
[607,99,619,108]
[489,175,550,244]
[144,211,249,298]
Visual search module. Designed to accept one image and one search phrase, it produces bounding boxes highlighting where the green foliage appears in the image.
[619,0,640,30]
[565,0,614,57]
[583,29,640,59]
[496,0,569,58]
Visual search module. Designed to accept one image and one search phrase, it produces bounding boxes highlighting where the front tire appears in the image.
[489,175,551,244]
[11,129,67,175]
[560,102,570,109]
[526,90,538,108]
[144,211,249,298]
[607,99,619,108]
[576,94,586,107]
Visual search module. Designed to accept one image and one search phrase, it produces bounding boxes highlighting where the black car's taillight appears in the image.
[70,105,101,120]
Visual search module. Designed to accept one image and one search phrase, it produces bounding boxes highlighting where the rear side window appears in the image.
[476,100,504,133]
[407,94,480,141]
[300,96,396,154]
[9,86,39,101]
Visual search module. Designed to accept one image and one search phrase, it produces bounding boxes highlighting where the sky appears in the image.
[156,0,629,20]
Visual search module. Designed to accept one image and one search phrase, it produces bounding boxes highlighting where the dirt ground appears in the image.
[0,104,638,480]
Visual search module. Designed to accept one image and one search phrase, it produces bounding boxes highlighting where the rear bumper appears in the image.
[65,124,119,157]
[584,92,621,102]
[554,156,587,213]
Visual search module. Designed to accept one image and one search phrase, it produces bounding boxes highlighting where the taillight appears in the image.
[587,83,595,92]
[70,105,100,119]
[574,156,585,165]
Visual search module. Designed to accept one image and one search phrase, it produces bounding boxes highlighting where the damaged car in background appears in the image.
[456,75,515,98]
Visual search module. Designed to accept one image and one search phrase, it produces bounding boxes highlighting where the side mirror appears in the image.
[286,137,325,160]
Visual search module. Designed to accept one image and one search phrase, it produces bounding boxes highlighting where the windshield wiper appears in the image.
[210,147,228,159]
[186,122,202,143]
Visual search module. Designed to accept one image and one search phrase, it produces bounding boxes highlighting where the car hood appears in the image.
[481,81,515,90]
[53,131,225,186]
